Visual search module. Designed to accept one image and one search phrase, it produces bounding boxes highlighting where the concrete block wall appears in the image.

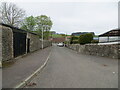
[67,44,119,59]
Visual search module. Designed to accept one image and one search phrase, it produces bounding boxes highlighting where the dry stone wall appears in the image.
[66,44,119,59]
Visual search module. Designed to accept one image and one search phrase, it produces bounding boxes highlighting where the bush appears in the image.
[79,33,93,45]
[91,40,99,43]
[72,40,79,44]
[70,36,79,44]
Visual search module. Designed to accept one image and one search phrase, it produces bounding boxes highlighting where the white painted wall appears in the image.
[99,37,108,42]
[99,36,120,42]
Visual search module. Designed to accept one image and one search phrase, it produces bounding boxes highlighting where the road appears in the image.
[26,45,118,88]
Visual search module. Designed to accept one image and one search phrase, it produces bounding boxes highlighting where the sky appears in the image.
[1,0,119,35]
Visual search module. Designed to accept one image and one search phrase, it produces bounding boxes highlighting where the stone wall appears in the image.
[1,26,13,61]
[0,26,2,62]
[27,33,52,52]
[1,24,52,62]
[27,33,41,52]
[66,44,120,59]
[43,40,52,48]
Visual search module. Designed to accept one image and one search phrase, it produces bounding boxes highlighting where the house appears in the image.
[98,29,120,43]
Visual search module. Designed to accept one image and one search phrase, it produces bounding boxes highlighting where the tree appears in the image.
[0,2,25,26]
[79,33,93,45]
[35,15,53,39]
[21,16,36,31]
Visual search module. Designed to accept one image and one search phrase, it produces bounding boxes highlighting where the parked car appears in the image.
[57,43,64,47]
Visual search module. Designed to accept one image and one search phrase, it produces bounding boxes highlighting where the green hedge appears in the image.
[79,33,93,45]
[70,36,79,44]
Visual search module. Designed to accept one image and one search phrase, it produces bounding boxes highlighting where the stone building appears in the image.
[0,23,51,62]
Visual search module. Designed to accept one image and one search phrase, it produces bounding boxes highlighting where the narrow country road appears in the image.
[26,45,118,88]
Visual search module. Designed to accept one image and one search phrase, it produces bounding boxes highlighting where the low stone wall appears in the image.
[66,44,120,59]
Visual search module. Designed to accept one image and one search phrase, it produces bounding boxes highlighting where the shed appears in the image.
[98,29,120,43]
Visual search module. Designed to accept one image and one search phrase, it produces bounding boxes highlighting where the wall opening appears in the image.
[13,31,27,57]
[27,38,30,53]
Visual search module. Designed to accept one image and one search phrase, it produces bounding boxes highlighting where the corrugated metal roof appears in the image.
[99,29,120,37]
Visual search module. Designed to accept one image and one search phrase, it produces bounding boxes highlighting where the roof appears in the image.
[99,29,120,37]
[52,37,65,43]
[0,23,38,35]
[66,36,71,38]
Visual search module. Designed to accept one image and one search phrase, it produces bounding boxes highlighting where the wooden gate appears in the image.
[13,31,27,57]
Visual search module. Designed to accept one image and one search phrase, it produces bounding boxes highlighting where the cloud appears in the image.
[1,0,119,2]
[1,1,118,35]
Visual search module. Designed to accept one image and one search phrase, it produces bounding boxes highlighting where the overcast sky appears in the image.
[1,0,119,35]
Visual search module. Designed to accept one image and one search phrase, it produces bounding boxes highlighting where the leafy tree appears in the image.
[0,2,25,27]
[21,16,36,31]
[20,15,53,39]
[35,15,53,39]
[79,33,93,44]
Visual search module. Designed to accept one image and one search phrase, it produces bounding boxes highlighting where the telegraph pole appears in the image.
[42,26,44,49]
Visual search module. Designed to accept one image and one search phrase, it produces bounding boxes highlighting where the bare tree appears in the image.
[0,2,25,26]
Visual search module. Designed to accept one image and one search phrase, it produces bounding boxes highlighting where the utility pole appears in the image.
[51,30,53,46]
[42,26,44,49]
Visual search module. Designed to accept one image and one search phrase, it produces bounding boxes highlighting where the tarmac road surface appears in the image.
[25,45,118,88]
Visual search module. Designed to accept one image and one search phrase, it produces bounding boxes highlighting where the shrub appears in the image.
[72,40,79,44]
[70,36,79,44]
[79,33,93,45]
